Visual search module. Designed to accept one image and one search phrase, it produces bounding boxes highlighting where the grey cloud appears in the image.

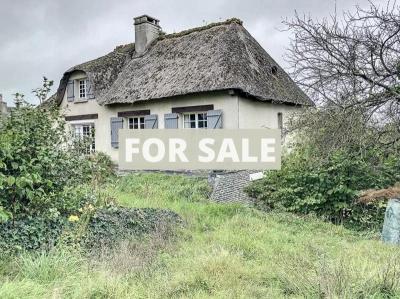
[0,0,387,105]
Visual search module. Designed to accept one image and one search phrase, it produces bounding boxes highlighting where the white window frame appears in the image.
[70,122,95,154]
[128,116,145,130]
[182,112,208,129]
[79,79,86,99]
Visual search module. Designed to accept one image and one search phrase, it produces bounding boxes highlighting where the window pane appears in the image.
[198,113,207,129]
[183,113,210,129]
[79,80,86,98]
[184,114,197,128]
[74,125,81,137]
[128,117,146,129]
[72,123,95,154]
[140,117,145,129]
[199,121,207,128]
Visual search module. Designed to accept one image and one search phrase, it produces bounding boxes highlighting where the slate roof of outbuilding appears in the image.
[51,18,313,106]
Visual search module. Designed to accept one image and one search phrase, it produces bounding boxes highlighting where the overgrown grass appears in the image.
[1,173,400,298]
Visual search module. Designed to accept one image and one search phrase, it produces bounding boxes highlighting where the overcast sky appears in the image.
[0,0,387,106]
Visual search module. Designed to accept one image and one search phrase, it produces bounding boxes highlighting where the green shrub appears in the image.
[83,207,182,249]
[246,147,400,230]
[0,206,182,253]
[0,104,92,218]
[0,90,116,252]
[0,216,68,252]
[87,152,116,186]
[0,103,116,220]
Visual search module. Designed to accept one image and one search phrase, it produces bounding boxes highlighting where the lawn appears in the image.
[1,173,399,298]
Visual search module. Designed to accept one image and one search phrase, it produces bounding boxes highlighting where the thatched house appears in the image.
[52,15,312,163]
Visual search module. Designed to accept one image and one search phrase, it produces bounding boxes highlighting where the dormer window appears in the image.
[66,73,94,102]
[79,80,86,98]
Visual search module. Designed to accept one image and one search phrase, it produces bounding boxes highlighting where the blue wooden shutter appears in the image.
[207,110,223,129]
[67,80,74,102]
[145,114,158,129]
[86,79,95,99]
[164,113,179,129]
[110,117,123,148]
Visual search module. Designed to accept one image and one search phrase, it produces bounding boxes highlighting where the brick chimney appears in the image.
[134,15,161,54]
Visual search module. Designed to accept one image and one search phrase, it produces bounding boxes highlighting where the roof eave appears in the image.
[101,88,312,107]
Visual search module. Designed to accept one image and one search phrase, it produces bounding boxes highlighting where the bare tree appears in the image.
[285,0,400,147]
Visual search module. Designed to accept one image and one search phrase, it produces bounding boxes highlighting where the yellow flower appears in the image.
[68,215,79,222]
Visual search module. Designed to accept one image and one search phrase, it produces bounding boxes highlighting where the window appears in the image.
[183,112,207,129]
[72,123,95,154]
[79,80,86,98]
[128,117,145,129]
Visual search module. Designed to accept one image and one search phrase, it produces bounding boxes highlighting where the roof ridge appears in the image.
[114,43,135,53]
[158,18,243,41]
[67,43,134,72]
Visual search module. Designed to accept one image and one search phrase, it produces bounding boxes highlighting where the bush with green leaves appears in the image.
[0,104,87,219]
[83,207,182,249]
[0,216,69,252]
[0,206,182,253]
[0,79,117,252]
[0,102,115,222]
[246,146,400,230]
[87,151,116,186]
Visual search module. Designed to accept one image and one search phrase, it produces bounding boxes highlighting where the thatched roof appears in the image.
[54,18,312,106]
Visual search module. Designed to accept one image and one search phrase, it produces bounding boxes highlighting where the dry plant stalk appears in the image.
[358,184,400,204]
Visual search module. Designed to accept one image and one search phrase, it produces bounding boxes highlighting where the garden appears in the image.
[2,1,400,298]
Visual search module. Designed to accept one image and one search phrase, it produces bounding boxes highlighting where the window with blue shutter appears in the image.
[164,113,179,129]
[144,114,158,129]
[207,110,223,129]
[67,80,75,102]
[110,117,124,148]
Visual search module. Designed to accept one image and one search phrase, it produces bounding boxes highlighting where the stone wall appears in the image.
[210,170,260,204]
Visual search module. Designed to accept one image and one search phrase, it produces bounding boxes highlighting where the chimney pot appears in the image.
[134,15,161,54]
